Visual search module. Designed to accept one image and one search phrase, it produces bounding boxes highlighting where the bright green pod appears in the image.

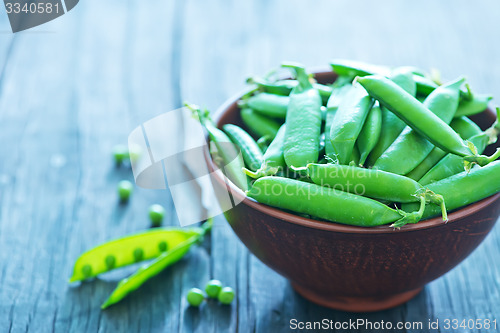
[367,70,416,166]
[373,77,464,175]
[454,94,493,118]
[449,116,483,139]
[240,108,281,139]
[248,77,333,104]
[329,84,373,164]
[245,93,289,119]
[244,125,286,178]
[188,105,248,190]
[419,133,490,186]
[247,176,421,227]
[357,75,474,158]
[100,221,212,309]
[403,161,500,219]
[357,103,382,166]
[282,63,322,168]
[324,81,354,159]
[69,228,202,282]
[223,124,263,172]
[406,116,483,181]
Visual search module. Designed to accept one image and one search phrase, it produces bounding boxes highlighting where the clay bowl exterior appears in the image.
[207,71,500,312]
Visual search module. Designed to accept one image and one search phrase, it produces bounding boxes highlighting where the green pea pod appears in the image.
[356,75,496,166]
[419,133,490,185]
[449,116,483,139]
[243,93,289,119]
[247,176,423,227]
[329,84,374,164]
[240,108,281,139]
[69,228,201,282]
[187,104,248,190]
[357,103,382,166]
[223,124,263,172]
[325,81,354,159]
[350,145,361,165]
[406,116,483,181]
[248,77,333,104]
[244,125,286,178]
[367,70,416,166]
[101,221,212,309]
[301,163,447,221]
[402,161,500,219]
[454,94,493,118]
[373,77,464,175]
[282,63,323,168]
[330,60,433,96]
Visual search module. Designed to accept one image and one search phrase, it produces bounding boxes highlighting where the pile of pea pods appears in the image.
[202,60,500,228]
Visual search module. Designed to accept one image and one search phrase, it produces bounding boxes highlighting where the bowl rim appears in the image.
[208,71,500,234]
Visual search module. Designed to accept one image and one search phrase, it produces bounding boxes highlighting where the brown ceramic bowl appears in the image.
[207,71,500,312]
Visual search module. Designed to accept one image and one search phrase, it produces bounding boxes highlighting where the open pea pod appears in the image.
[69,227,203,283]
[101,221,212,309]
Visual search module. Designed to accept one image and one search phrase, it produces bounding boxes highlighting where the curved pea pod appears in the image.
[373,77,464,175]
[356,75,495,165]
[69,228,202,283]
[330,60,433,96]
[242,92,289,119]
[406,116,483,181]
[403,161,500,219]
[329,84,374,165]
[367,70,416,166]
[100,221,212,309]
[246,176,423,227]
[449,116,483,140]
[240,108,281,139]
[282,63,323,168]
[223,124,263,172]
[248,77,333,104]
[244,125,286,179]
[187,104,248,190]
[454,94,492,118]
[302,163,447,221]
[357,103,382,166]
[419,133,490,185]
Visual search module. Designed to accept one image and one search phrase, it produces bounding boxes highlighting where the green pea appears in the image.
[112,145,128,166]
[217,287,235,305]
[187,288,205,307]
[117,180,133,202]
[158,241,168,252]
[105,255,116,270]
[133,248,144,262]
[149,204,166,227]
[81,264,92,278]
[205,279,223,298]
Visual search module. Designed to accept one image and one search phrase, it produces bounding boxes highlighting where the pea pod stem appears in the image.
[101,220,212,309]
[391,196,426,229]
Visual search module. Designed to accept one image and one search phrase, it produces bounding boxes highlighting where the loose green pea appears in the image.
[149,204,166,227]
[112,145,128,166]
[187,288,205,307]
[217,287,235,305]
[117,180,133,202]
[105,255,116,269]
[205,279,223,298]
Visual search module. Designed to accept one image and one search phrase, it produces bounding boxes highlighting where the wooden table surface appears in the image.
[0,1,499,332]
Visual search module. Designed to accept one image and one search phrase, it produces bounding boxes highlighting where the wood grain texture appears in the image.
[0,0,499,332]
